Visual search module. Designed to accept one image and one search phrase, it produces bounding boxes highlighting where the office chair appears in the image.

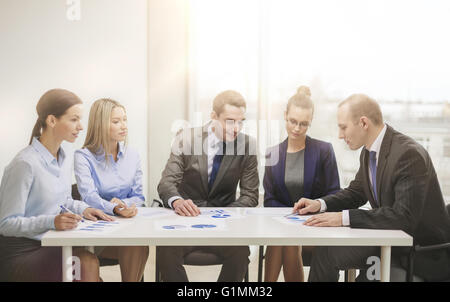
[71,184,145,281]
[152,199,249,282]
[403,203,450,282]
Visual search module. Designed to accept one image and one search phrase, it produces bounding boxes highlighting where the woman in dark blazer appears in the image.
[263,86,340,282]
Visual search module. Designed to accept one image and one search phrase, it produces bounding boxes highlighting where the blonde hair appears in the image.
[83,98,127,163]
[338,94,383,126]
[286,85,314,115]
[212,90,246,115]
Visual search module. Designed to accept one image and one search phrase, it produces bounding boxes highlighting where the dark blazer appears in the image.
[158,123,259,208]
[324,125,450,246]
[264,136,341,207]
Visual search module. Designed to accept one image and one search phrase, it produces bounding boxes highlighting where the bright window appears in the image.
[188,0,450,201]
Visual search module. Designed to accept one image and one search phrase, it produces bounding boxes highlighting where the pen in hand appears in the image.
[60,205,84,222]
[284,213,299,218]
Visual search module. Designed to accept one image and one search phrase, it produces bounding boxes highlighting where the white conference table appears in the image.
[41,207,413,282]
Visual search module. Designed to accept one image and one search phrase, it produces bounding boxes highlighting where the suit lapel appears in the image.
[375,125,393,206]
[275,139,291,203]
[303,136,315,199]
[362,148,378,207]
[197,125,209,195]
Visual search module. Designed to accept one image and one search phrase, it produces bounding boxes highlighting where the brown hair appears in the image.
[338,94,383,126]
[29,89,82,144]
[286,86,314,115]
[212,90,246,115]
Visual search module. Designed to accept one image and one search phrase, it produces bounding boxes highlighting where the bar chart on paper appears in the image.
[72,220,126,234]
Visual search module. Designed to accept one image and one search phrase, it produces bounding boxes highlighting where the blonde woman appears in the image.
[263,86,340,282]
[74,98,148,282]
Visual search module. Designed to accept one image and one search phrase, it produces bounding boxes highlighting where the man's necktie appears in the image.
[369,151,378,205]
[208,142,226,192]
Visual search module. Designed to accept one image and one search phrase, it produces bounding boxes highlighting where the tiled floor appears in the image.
[99,245,347,282]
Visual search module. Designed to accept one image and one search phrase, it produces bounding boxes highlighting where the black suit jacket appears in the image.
[158,123,259,208]
[324,125,450,246]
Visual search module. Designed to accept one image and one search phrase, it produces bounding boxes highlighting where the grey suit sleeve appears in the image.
[228,154,259,207]
[157,149,186,208]
[191,199,208,207]
[348,149,428,234]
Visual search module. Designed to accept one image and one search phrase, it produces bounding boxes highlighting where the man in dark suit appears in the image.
[157,90,259,282]
[294,94,450,281]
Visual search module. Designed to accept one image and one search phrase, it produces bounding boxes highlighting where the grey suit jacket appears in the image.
[324,125,450,246]
[158,124,259,209]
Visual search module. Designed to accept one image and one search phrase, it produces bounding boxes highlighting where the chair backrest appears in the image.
[151,199,164,208]
[183,250,223,266]
[71,184,81,200]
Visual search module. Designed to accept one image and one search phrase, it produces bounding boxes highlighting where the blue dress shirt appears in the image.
[0,138,90,241]
[74,143,145,215]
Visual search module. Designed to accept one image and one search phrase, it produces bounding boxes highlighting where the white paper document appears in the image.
[154,217,226,231]
[136,207,174,218]
[199,208,244,220]
[244,207,293,216]
[272,214,313,225]
[70,219,127,234]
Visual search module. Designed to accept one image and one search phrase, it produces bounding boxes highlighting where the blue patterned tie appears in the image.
[208,142,226,192]
[369,151,378,205]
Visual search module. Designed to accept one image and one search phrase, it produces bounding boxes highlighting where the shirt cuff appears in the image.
[46,215,57,230]
[342,210,350,226]
[75,203,90,216]
[104,201,116,216]
[123,197,145,208]
[318,199,327,212]
[168,196,183,209]
[79,205,90,218]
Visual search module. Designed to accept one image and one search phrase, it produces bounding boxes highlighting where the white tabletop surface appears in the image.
[41,207,413,247]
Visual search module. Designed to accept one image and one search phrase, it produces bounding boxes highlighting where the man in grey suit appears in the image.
[294,94,450,281]
[157,90,259,282]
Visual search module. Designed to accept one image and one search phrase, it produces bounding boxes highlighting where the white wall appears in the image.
[147,0,188,201]
[0,0,149,198]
